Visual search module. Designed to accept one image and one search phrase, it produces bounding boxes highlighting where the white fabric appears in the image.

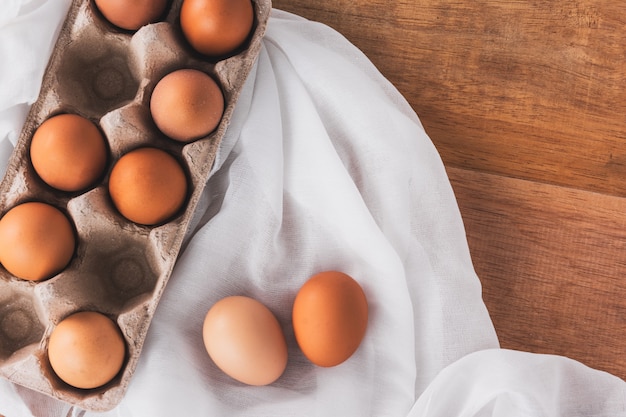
[0,2,625,416]
[410,349,626,417]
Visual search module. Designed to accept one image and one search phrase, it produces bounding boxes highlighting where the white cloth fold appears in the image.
[0,2,624,416]
[409,349,626,417]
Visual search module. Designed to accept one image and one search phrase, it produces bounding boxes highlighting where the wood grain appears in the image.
[273,0,626,380]
[273,0,626,195]
[449,166,626,379]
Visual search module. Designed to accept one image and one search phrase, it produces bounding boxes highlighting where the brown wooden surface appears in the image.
[272,0,626,380]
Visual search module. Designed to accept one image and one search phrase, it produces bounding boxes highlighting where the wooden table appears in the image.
[272,0,626,380]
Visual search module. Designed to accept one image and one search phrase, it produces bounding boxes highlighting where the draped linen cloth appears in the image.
[0,2,624,416]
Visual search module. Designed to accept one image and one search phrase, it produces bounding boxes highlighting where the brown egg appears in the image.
[94,0,169,31]
[0,202,75,282]
[150,69,224,143]
[108,147,187,225]
[48,311,126,390]
[180,0,254,57]
[292,271,368,367]
[203,296,288,386]
[30,114,108,192]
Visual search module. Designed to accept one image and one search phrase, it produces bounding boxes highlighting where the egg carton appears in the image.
[0,0,271,411]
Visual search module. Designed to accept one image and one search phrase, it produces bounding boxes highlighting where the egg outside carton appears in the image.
[0,0,271,411]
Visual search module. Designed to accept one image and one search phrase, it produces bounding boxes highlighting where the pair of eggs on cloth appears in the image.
[45,271,368,390]
[203,271,370,386]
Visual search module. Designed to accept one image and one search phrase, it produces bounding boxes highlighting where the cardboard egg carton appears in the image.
[0,0,271,411]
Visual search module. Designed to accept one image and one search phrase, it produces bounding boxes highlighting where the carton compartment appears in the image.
[55,29,139,118]
[56,46,139,117]
[0,288,44,363]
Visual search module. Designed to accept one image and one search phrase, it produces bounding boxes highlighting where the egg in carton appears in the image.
[0,0,271,411]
